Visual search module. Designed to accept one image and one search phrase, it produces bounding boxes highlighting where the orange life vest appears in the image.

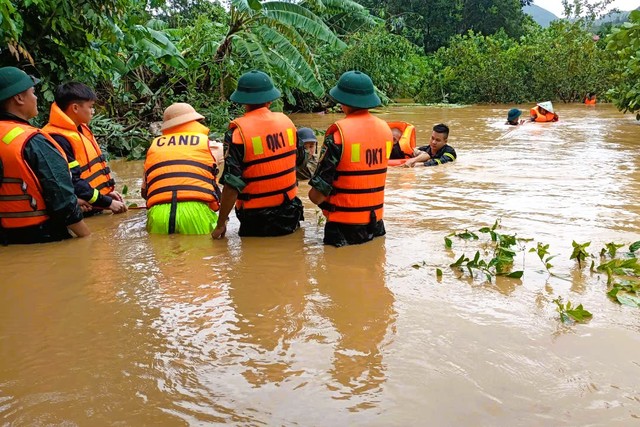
[230,107,297,210]
[387,121,416,158]
[323,110,392,225]
[530,106,558,122]
[144,123,220,210]
[584,96,596,105]
[0,121,66,228]
[43,102,114,200]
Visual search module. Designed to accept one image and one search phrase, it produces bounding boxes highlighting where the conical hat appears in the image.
[536,101,554,113]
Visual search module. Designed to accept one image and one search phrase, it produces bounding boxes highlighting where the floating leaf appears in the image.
[122,185,129,195]
[505,271,523,279]
[616,293,640,307]
[444,236,452,248]
[566,304,592,322]
[630,241,640,252]
[436,268,443,278]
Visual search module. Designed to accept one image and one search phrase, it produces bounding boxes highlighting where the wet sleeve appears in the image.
[389,143,405,160]
[23,134,83,226]
[417,145,430,153]
[309,133,342,196]
[219,128,247,192]
[424,146,456,167]
[50,134,112,208]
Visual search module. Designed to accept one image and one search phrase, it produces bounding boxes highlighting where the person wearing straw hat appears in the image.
[506,108,525,126]
[308,70,392,247]
[530,101,558,122]
[142,102,222,234]
[211,70,303,239]
[295,127,318,181]
[0,66,90,244]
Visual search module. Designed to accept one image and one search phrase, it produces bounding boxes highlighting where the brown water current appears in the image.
[1,103,639,426]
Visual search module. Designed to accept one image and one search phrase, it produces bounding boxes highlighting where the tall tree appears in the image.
[213,0,354,101]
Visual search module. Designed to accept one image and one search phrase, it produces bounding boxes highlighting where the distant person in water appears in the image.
[530,101,558,122]
[402,123,456,167]
[295,127,318,181]
[506,108,525,126]
[584,93,597,105]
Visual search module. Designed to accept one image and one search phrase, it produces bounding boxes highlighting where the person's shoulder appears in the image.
[444,144,456,156]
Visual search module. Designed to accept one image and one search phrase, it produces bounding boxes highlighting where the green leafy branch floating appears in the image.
[570,240,591,268]
[553,296,592,324]
[529,242,560,277]
[607,280,640,308]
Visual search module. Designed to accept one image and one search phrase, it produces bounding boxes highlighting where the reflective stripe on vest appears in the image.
[43,102,114,196]
[387,121,416,158]
[323,111,392,225]
[0,123,60,228]
[230,107,298,209]
[144,133,220,210]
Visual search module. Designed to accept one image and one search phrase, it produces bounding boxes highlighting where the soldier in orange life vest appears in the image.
[43,83,126,216]
[211,70,303,239]
[308,71,392,247]
[530,101,559,122]
[0,67,90,244]
[142,103,222,234]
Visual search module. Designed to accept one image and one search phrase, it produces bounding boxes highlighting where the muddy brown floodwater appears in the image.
[1,103,639,426]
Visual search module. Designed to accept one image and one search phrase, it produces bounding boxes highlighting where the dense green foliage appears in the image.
[357,0,533,52]
[606,10,640,119]
[417,21,617,104]
[0,0,637,159]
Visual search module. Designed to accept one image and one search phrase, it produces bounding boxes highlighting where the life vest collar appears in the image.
[47,102,79,132]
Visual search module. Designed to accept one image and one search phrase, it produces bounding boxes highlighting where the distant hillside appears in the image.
[524,4,559,27]
[596,6,640,25]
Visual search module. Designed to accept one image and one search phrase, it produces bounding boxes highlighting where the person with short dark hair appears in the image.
[403,123,457,167]
[308,70,392,247]
[43,82,126,215]
[0,67,90,244]
[211,70,303,239]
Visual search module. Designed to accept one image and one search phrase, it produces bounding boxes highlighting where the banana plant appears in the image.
[213,0,351,102]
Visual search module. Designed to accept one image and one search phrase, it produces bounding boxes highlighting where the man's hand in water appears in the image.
[402,159,417,168]
[211,223,227,239]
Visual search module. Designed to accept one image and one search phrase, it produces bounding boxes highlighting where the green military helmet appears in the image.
[0,67,40,102]
[230,70,281,105]
[329,70,381,109]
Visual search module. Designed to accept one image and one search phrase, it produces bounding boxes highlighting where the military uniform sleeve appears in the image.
[219,128,247,192]
[309,133,342,196]
[23,134,83,226]
[424,145,457,167]
[49,134,112,208]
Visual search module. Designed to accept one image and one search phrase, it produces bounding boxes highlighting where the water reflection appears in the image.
[314,240,396,407]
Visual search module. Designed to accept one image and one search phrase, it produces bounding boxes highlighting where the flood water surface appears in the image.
[1,104,639,426]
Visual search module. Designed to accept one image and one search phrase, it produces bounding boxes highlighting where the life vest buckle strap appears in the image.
[237,183,297,201]
[243,149,295,168]
[145,159,214,177]
[332,185,385,195]
[328,203,384,213]
[243,166,297,183]
[335,167,387,177]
